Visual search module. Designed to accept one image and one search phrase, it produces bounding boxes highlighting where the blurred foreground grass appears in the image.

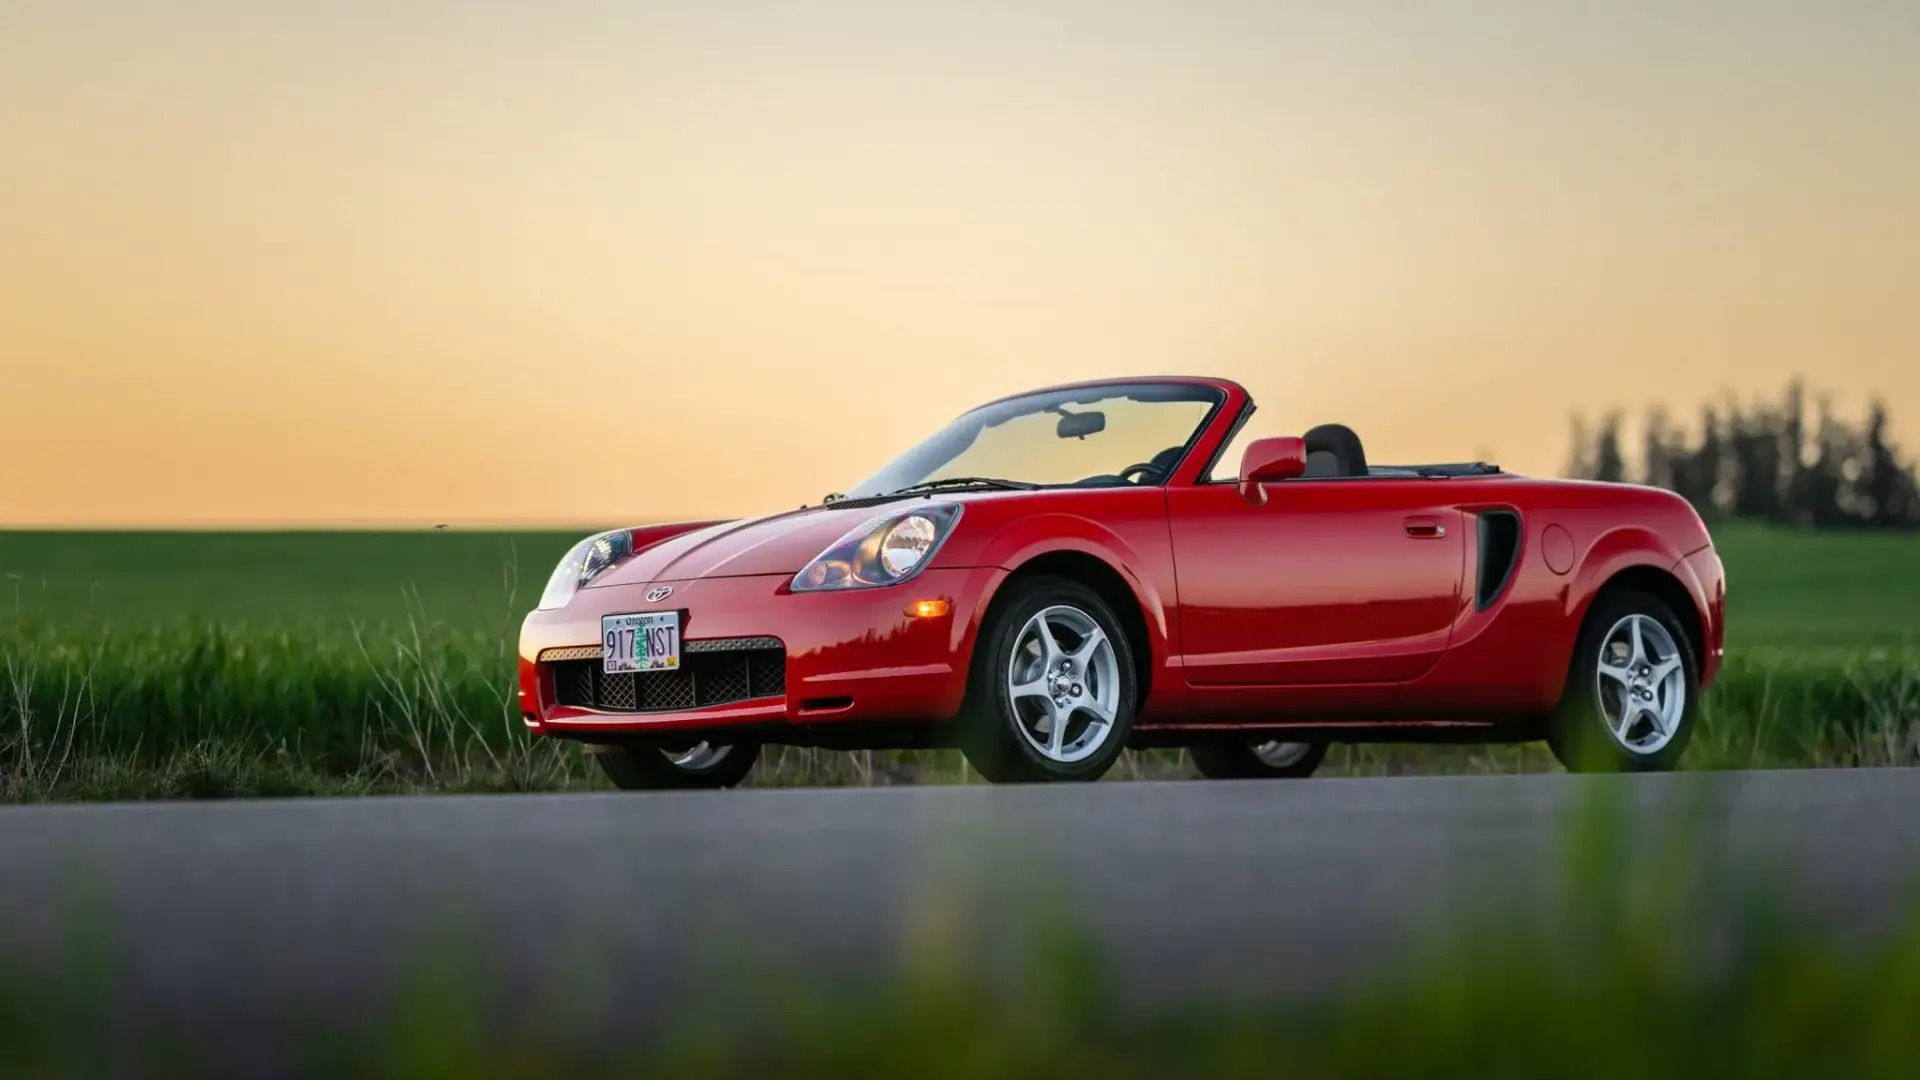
[2,524,1917,799]
[4,789,1919,1076]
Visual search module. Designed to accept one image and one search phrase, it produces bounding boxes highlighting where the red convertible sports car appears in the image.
[519,377,1725,787]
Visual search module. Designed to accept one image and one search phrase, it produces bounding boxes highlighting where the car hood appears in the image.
[586,505,890,587]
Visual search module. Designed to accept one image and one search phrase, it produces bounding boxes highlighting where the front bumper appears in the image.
[517,567,1002,735]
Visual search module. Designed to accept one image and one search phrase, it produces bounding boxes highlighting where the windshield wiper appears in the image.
[886,476,1040,495]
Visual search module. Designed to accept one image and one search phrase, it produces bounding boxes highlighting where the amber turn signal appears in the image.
[906,598,951,619]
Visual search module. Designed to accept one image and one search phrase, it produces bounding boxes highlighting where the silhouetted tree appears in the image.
[1727,399,1783,521]
[1566,380,1917,529]
[1592,412,1626,484]
[1642,406,1679,491]
[1804,398,1854,527]
[1861,400,1919,526]
[1565,414,1593,481]
[1780,381,1809,525]
[1689,405,1725,515]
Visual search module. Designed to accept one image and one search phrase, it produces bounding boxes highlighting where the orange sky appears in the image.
[3,1,1916,526]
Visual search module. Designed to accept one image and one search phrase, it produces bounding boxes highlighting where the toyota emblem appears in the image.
[645,586,674,603]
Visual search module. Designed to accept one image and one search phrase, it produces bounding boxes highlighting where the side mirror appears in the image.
[1238,436,1307,503]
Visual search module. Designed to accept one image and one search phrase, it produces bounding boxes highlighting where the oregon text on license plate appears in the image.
[602,611,680,674]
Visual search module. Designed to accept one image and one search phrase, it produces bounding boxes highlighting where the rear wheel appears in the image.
[1547,588,1698,772]
[958,576,1138,783]
[1191,739,1327,779]
[588,741,760,790]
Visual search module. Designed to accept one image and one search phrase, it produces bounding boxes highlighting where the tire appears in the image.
[588,740,760,790]
[1191,739,1328,779]
[958,575,1138,783]
[1546,588,1698,773]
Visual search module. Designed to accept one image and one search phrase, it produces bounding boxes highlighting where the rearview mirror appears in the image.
[1238,436,1307,503]
[1056,410,1106,440]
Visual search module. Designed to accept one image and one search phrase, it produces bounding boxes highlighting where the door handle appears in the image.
[1403,516,1447,538]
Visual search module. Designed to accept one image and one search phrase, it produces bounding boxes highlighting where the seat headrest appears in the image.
[1302,424,1368,478]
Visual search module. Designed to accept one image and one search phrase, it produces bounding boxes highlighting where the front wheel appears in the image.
[1547,589,1698,773]
[958,576,1138,783]
[588,741,760,790]
[1191,739,1327,779]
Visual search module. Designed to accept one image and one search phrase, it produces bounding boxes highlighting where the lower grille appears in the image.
[546,639,785,713]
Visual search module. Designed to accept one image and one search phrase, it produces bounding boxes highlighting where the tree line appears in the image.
[1566,380,1920,528]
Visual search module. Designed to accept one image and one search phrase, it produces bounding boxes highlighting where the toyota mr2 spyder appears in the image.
[519,377,1725,787]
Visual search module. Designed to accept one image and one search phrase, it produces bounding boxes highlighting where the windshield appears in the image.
[847,383,1223,497]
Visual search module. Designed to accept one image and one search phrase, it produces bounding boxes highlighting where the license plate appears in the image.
[602,611,680,674]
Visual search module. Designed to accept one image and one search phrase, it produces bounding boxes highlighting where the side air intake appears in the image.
[1476,510,1522,610]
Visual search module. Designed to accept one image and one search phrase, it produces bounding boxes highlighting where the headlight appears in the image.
[879,515,938,576]
[792,504,962,591]
[538,530,632,610]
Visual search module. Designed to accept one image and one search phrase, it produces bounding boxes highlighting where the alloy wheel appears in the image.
[667,742,731,770]
[1006,604,1122,764]
[1593,613,1687,755]
[1250,741,1314,768]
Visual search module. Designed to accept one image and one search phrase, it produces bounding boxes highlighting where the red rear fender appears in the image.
[1565,525,1689,624]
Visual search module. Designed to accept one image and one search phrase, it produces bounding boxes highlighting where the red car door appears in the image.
[1166,479,1464,685]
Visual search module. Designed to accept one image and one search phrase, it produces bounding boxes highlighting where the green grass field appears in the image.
[2,523,1917,799]
[7,522,1914,645]
[1711,524,1920,655]
[0,529,574,628]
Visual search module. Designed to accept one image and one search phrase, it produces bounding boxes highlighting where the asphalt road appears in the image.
[4,768,1919,1067]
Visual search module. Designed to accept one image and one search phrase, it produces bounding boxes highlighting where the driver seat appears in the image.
[1143,445,1185,482]
[1303,424,1368,478]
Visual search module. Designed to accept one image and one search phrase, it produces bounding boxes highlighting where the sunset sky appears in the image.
[3,1,1916,526]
